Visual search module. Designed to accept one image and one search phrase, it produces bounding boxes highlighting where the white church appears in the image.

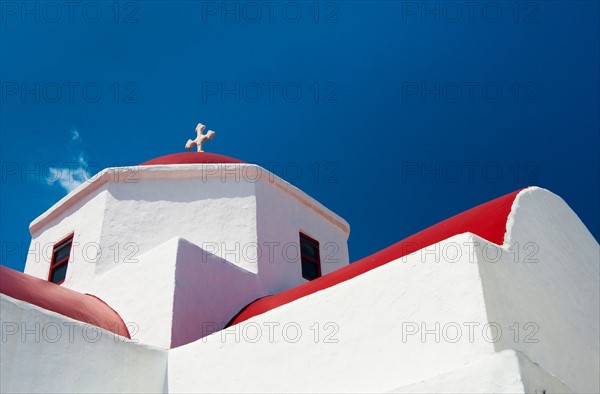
[1,131,599,393]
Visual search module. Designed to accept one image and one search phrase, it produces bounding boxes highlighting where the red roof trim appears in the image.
[227,188,524,326]
[0,265,130,338]
[140,152,246,166]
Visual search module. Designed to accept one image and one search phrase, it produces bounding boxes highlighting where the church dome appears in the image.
[140,152,246,166]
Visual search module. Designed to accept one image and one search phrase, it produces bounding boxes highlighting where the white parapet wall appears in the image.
[168,233,497,393]
[0,294,168,394]
[387,350,573,393]
[167,187,599,393]
[477,187,600,394]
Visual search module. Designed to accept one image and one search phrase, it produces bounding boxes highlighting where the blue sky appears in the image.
[1,1,598,272]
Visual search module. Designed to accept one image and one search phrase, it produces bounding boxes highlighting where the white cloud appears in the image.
[46,166,90,192]
[45,128,91,193]
[71,129,81,142]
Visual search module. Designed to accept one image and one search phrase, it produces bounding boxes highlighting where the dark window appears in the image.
[300,233,321,281]
[48,234,73,284]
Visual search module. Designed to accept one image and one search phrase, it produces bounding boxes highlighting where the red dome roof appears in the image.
[0,265,130,338]
[227,188,524,327]
[140,152,246,166]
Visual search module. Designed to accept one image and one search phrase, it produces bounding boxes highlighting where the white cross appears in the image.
[185,123,216,152]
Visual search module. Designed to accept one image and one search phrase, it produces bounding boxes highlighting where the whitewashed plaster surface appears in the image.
[167,188,599,393]
[478,187,599,393]
[0,294,167,394]
[387,350,572,393]
[22,164,350,349]
[8,179,599,393]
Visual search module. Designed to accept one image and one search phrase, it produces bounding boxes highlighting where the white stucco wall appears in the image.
[24,164,349,297]
[0,294,167,394]
[96,174,258,276]
[477,187,600,393]
[17,157,597,394]
[388,350,573,394]
[23,163,349,349]
[84,237,263,349]
[25,167,260,291]
[168,233,497,393]
[24,189,108,288]
[167,188,598,393]
[170,238,263,347]
[7,186,598,393]
[83,237,181,349]
[255,178,350,294]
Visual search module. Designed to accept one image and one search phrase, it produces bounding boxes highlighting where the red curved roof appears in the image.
[228,188,524,326]
[0,265,130,338]
[140,152,246,165]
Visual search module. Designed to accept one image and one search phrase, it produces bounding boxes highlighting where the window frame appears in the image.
[47,233,74,285]
[300,232,321,281]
